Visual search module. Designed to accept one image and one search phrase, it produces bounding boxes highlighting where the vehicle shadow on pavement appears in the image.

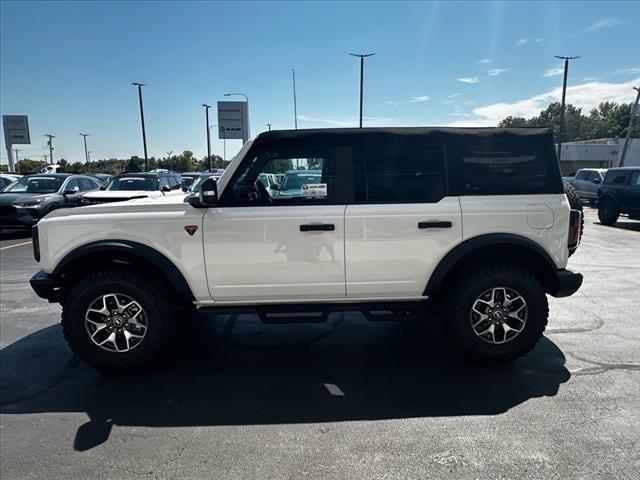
[0,231,30,241]
[595,220,640,232]
[0,313,571,451]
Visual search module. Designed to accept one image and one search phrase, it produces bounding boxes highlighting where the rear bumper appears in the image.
[551,268,583,298]
[30,270,60,302]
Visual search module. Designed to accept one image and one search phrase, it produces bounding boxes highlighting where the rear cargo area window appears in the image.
[462,144,551,195]
[354,144,445,203]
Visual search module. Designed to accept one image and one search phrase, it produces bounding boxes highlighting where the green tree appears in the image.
[126,156,144,172]
[16,159,46,174]
[175,151,194,172]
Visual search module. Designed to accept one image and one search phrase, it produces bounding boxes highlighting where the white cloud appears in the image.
[386,95,429,106]
[582,77,598,82]
[542,67,564,77]
[614,67,640,75]
[488,68,510,76]
[457,77,479,84]
[447,77,640,127]
[534,38,544,43]
[515,38,528,46]
[477,58,491,64]
[586,17,622,33]
[442,100,456,105]
[447,93,462,98]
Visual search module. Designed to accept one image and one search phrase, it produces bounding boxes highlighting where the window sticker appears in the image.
[301,183,327,198]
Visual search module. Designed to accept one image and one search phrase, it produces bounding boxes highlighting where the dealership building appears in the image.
[557,138,640,175]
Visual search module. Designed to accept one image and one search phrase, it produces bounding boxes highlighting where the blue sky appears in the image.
[1,0,639,164]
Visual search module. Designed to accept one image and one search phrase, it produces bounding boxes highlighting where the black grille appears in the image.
[0,205,16,215]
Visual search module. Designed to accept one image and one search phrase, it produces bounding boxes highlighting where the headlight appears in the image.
[15,199,43,208]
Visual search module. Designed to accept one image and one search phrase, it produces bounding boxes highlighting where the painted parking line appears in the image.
[0,241,32,251]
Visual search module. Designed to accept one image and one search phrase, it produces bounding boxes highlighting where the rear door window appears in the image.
[605,171,630,185]
[354,144,445,203]
[630,171,640,187]
[575,170,590,181]
[461,143,551,195]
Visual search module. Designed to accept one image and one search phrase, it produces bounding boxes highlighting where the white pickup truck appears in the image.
[30,127,583,370]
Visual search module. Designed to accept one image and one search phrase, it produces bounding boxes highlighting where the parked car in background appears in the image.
[0,174,22,191]
[81,172,184,205]
[258,173,281,195]
[271,169,321,198]
[597,167,640,225]
[0,173,100,230]
[89,173,112,186]
[567,168,607,205]
[180,172,201,190]
[188,172,222,193]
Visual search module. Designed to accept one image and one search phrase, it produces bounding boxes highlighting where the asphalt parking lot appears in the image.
[1,208,639,480]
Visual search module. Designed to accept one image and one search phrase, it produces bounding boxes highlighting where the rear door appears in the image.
[345,143,462,299]
[573,170,590,197]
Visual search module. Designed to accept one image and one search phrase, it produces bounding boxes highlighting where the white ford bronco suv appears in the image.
[30,127,583,370]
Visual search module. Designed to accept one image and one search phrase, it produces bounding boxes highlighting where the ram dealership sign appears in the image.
[217,101,250,143]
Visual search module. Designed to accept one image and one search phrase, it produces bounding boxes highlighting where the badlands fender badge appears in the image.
[184,225,198,236]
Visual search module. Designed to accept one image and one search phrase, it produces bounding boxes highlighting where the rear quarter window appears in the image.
[461,143,555,195]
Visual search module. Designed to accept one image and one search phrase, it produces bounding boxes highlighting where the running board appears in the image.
[199,301,428,324]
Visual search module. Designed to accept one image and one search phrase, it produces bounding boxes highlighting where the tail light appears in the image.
[32,225,40,262]
[568,209,582,250]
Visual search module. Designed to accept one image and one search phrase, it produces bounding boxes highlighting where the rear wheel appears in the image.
[62,270,176,370]
[598,199,619,226]
[446,264,548,363]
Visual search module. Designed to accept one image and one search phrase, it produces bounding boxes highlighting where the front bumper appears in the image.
[30,270,60,302]
[551,268,583,298]
[0,207,38,229]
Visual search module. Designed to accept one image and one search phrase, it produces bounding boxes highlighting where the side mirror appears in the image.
[100,185,106,191]
[592,178,601,184]
[271,183,279,191]
[161,185,172,193]
[188,178,218,208]
[182,186,188,192]
[64,187,79,195]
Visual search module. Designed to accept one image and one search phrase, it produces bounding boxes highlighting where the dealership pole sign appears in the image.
[217,101,250,144]
[3,115,31,172]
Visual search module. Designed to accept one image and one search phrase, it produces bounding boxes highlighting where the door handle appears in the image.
[300,223,335,232]
[418,221,452,229]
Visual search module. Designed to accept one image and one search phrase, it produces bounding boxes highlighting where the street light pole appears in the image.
[166,150,173,170]
[132,82,149,171]
[350,53,375,128]
[292,68,298,129]
[620,86,640,167]
[203,104,212,171]
[79,133,89,164]
[267,123,272,131]
[13,148,19,163]
[554,56,579,160]
[45,134,55,164]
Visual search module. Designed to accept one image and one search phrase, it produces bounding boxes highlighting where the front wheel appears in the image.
[598,199,619,226]
[446,264,548,363]
[62,270,176,370]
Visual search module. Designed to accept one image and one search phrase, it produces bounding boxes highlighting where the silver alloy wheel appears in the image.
[469,287,527,344]
[84,293,147,352]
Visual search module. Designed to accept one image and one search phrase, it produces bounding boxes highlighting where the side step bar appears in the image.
[199,301,428,324]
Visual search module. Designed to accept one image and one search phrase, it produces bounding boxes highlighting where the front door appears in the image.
[203,146,346,304]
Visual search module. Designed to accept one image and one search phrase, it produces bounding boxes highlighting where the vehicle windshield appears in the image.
[106,176,158,191]
[281,171,321,190]
[3,176,64,193]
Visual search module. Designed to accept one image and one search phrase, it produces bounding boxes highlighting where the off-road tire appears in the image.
[598,199,619,226]
[62,270,176,371]
[446,264,548,363]
[563,181,584,256]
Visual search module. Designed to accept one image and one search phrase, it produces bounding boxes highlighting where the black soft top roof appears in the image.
[253,127,554,148]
